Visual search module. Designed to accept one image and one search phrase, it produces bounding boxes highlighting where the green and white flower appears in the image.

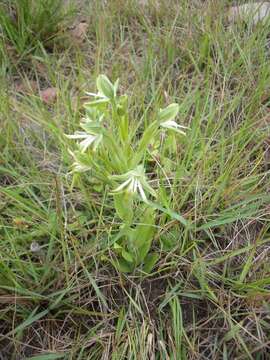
[160,120,188,135]
[159,103,189,135]
[111,165,156,202]
[66,113,104,153]
[66,131,102,152]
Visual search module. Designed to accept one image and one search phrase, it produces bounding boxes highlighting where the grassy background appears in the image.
[1,0,270,358]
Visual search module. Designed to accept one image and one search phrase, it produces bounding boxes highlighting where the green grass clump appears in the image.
[1,0,270,358]
[0,0,74,66]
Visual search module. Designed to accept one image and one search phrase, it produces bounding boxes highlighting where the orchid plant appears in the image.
[66,75,188,272]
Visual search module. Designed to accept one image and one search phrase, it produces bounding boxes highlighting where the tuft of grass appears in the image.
[0,0,75,66]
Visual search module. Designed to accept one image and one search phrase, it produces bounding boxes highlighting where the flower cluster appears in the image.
[66,75,188,203]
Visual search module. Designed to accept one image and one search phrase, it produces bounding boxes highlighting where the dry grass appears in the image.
[1,0,270,359]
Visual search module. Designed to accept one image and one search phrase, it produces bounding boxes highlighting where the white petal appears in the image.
[113,178,132,192]
[161,120,187,135]
[85,91,108,99]
[162,120,189,129]
[133,179,139,193]
[79,135,96,152]
[137,181,148,202]
[162,120,178,128]
[175,124,189,130]
[85,91,99,97]
[127,178,136,194]
[93,134,103,152]
[66,131,88,139]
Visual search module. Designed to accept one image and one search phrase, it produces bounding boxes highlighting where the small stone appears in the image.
[30,242,41,253]
[70,22,88,44]
[228,2,270,25]
[40,87,57,104]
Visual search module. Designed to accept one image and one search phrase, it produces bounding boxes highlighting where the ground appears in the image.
[0,0,270,359]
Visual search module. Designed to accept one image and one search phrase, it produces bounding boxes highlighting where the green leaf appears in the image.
[118,94,128,112]
[112,258,134,273]
[114,78,120,96]
[97,74,115,99]
[159,103,179,122]
[142,252,159,273]
[131,208,156,263]
[121,249,134,263]
[114,193,133,223]
[113,242,123,256]
[81,121,102,134]
[113,242,123,250]
[84,105,101,121]
[148,200,189,227]
[133,121,159,165]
